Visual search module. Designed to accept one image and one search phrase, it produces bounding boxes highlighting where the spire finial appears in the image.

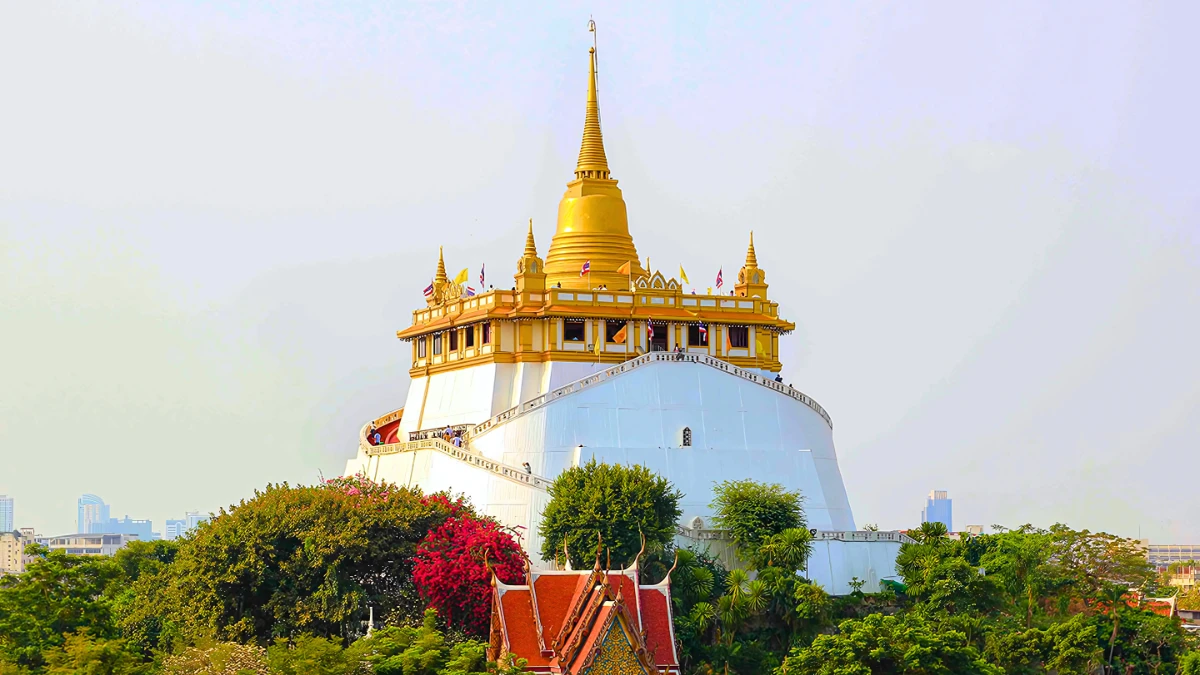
[574,39,610,180]
[435,246,448,283]
[745,232,758,268]
[524,218,538,257]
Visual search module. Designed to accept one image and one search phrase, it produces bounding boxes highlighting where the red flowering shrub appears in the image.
[413,515,526,636]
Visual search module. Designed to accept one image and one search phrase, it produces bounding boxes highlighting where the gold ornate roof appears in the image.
[401,43,795,376]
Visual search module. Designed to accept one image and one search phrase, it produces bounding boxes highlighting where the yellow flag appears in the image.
[593,338,602,356]
[706,287,713,295]
[612,325,628,344]
[453,268,469,285]
[616,260,631,275]
[756,335,767,354]
[679,265,690,284]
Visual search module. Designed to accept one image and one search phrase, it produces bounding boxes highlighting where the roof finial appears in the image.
[435,246,448,283]
[745,231,758,268]
[574,27,610,181]
[524,218,538,257]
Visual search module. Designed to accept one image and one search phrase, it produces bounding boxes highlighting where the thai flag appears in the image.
[465,286,477,297]
[715,268,723,289]
[479,265,485,287]
[423,283,434,297]
[647,324,654,339]
[580,260,591,276]
[698,325,707,340]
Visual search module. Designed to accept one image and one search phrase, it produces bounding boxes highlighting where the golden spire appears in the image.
[745,231,759,268]
[544,41,645,290]
[575,48,610,180]
[435,246,447,284]
[524,218,538,257]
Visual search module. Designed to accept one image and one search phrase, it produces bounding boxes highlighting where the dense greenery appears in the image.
[538,459,682,569]
[0,476,524,674]
[3,468,1199,674]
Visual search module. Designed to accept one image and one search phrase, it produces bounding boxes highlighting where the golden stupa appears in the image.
[544,47,646,291]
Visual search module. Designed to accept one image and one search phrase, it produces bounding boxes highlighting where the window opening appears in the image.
[728,326,748,348]
[605,321,626,343]
[564,319,585,342]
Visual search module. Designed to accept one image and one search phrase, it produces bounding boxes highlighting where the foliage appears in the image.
[341,608,525,675]
[709,480,804,566]
[776,612,1001,675]
[159,642,269,675]
[0,546,125,670]
[139,478,461,647]
[42,632,151,675]
[412,515,525,637]
[538,460,681,569]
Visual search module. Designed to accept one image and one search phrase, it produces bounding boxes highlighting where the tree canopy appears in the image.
[537,459,682,568]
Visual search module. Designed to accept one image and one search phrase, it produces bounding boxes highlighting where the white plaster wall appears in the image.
[470,360,856,538]
[807,540,904,595]
[400,363,500,434]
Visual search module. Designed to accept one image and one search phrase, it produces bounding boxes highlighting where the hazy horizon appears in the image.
[1,2,1197,541]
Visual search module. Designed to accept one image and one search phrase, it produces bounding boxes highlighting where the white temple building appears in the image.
[343,46,907,595]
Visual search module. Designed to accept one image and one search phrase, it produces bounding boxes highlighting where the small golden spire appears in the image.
[524,218,538,257]
[575,47,610,180]
[435,246,448,284]
[745,231,758,268]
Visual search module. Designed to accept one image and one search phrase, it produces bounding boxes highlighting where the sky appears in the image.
[1,2,1197,541]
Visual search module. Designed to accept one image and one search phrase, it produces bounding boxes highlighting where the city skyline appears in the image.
[1,3,1197,540]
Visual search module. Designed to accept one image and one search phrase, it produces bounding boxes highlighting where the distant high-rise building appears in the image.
[921,490,952,532]
[77,494,110,534]
[164,511,210,540]
[0,495,12,532]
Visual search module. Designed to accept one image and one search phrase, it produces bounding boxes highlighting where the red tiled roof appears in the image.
[639,587,678,666]
[533,573,591,643]
[498,589,549,669]
[491,566,678,673]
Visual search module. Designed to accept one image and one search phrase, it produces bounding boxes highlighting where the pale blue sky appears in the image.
[1,2,1197,540]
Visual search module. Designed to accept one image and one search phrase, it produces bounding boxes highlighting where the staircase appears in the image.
[363,436,551,493]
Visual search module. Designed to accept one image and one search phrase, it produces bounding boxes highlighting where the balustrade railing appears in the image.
[364,437,551,492]
[469,351,832,440]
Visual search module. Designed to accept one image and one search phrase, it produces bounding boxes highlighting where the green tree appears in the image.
[1047,525,1153,600]
[41,632,149,675]
[776,612,1000,675]
[538,460,682,569]
[0,546,124,670]
[140,478,461,647]
[1041,613,1102,675]
[896,540,1002,615]
[710,480,805,566]
[977,526,1052,627]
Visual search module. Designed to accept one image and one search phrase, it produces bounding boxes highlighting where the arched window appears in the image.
[681,427,692,447]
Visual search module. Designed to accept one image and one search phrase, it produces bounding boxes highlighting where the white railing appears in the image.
[674,526,915,545]
[364,437,551,492]
[360,408,404,446]
[811,530,917,544]
[469,352,832,440]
